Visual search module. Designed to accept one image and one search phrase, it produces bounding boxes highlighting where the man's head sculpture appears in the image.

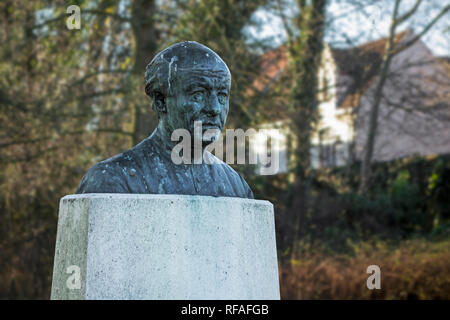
[75,41,254,199]
[144,41,231,146]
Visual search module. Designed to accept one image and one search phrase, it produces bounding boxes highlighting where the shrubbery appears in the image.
[257,154,450,299]
[280,239,450,299]
[252,154,450,254]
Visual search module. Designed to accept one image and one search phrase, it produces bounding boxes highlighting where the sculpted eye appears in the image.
[218,92,228,104]
[191,91,205,102]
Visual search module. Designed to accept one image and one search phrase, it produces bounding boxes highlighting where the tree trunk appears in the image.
[285,0,327,253]
[131,0,160,145]
[288,0,327,180]
[358,0,400,194]
[357,0,449,193]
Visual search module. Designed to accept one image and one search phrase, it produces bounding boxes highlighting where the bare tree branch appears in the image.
[395,0,423,25]
[391,4,450,56]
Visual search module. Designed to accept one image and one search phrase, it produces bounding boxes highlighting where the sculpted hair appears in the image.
[144,52,173,100]
[144,41,231,112]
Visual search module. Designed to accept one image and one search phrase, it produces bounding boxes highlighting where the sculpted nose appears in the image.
[205,92,222,116]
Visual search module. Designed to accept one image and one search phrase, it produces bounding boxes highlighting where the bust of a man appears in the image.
[76,41,253,199]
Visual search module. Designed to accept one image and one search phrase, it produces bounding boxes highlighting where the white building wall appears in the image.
[311,44,355,168]
[355,36,450,162]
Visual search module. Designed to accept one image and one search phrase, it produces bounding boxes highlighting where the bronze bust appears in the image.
[76,41,254,199]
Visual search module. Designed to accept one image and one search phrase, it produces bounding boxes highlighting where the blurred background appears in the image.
[0,0,449,299]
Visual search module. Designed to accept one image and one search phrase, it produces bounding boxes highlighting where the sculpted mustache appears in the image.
[193,119,223,126]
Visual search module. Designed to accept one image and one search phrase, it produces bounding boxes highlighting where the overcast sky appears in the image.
[248,0,449,56]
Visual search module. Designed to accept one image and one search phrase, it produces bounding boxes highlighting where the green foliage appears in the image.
[260,154,450,254]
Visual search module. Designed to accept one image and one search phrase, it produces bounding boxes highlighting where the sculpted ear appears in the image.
[153,92,167,113]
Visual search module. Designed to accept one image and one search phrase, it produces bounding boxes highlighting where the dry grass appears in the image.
[279,239,450,299]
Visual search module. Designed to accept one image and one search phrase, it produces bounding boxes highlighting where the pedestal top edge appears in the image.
[61,193,273,206]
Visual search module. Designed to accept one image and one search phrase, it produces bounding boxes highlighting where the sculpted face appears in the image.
[165,66,230,145]
[145,41,231,147]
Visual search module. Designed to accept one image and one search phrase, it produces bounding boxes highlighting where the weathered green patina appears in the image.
[76,41,253,198]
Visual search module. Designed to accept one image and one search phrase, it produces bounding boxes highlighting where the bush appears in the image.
[262,154,450,254]
[279,239,450,299]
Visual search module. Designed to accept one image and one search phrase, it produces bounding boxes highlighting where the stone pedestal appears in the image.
[51,194,280,300]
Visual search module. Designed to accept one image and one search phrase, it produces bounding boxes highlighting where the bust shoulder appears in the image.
[204,152,254,199]
[75,136,163,194]
[75,154,131,194]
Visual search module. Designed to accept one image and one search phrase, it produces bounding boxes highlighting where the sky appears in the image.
[248,0,449,56]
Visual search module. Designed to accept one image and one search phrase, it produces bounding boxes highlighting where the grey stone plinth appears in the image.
[51,194,280,300]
